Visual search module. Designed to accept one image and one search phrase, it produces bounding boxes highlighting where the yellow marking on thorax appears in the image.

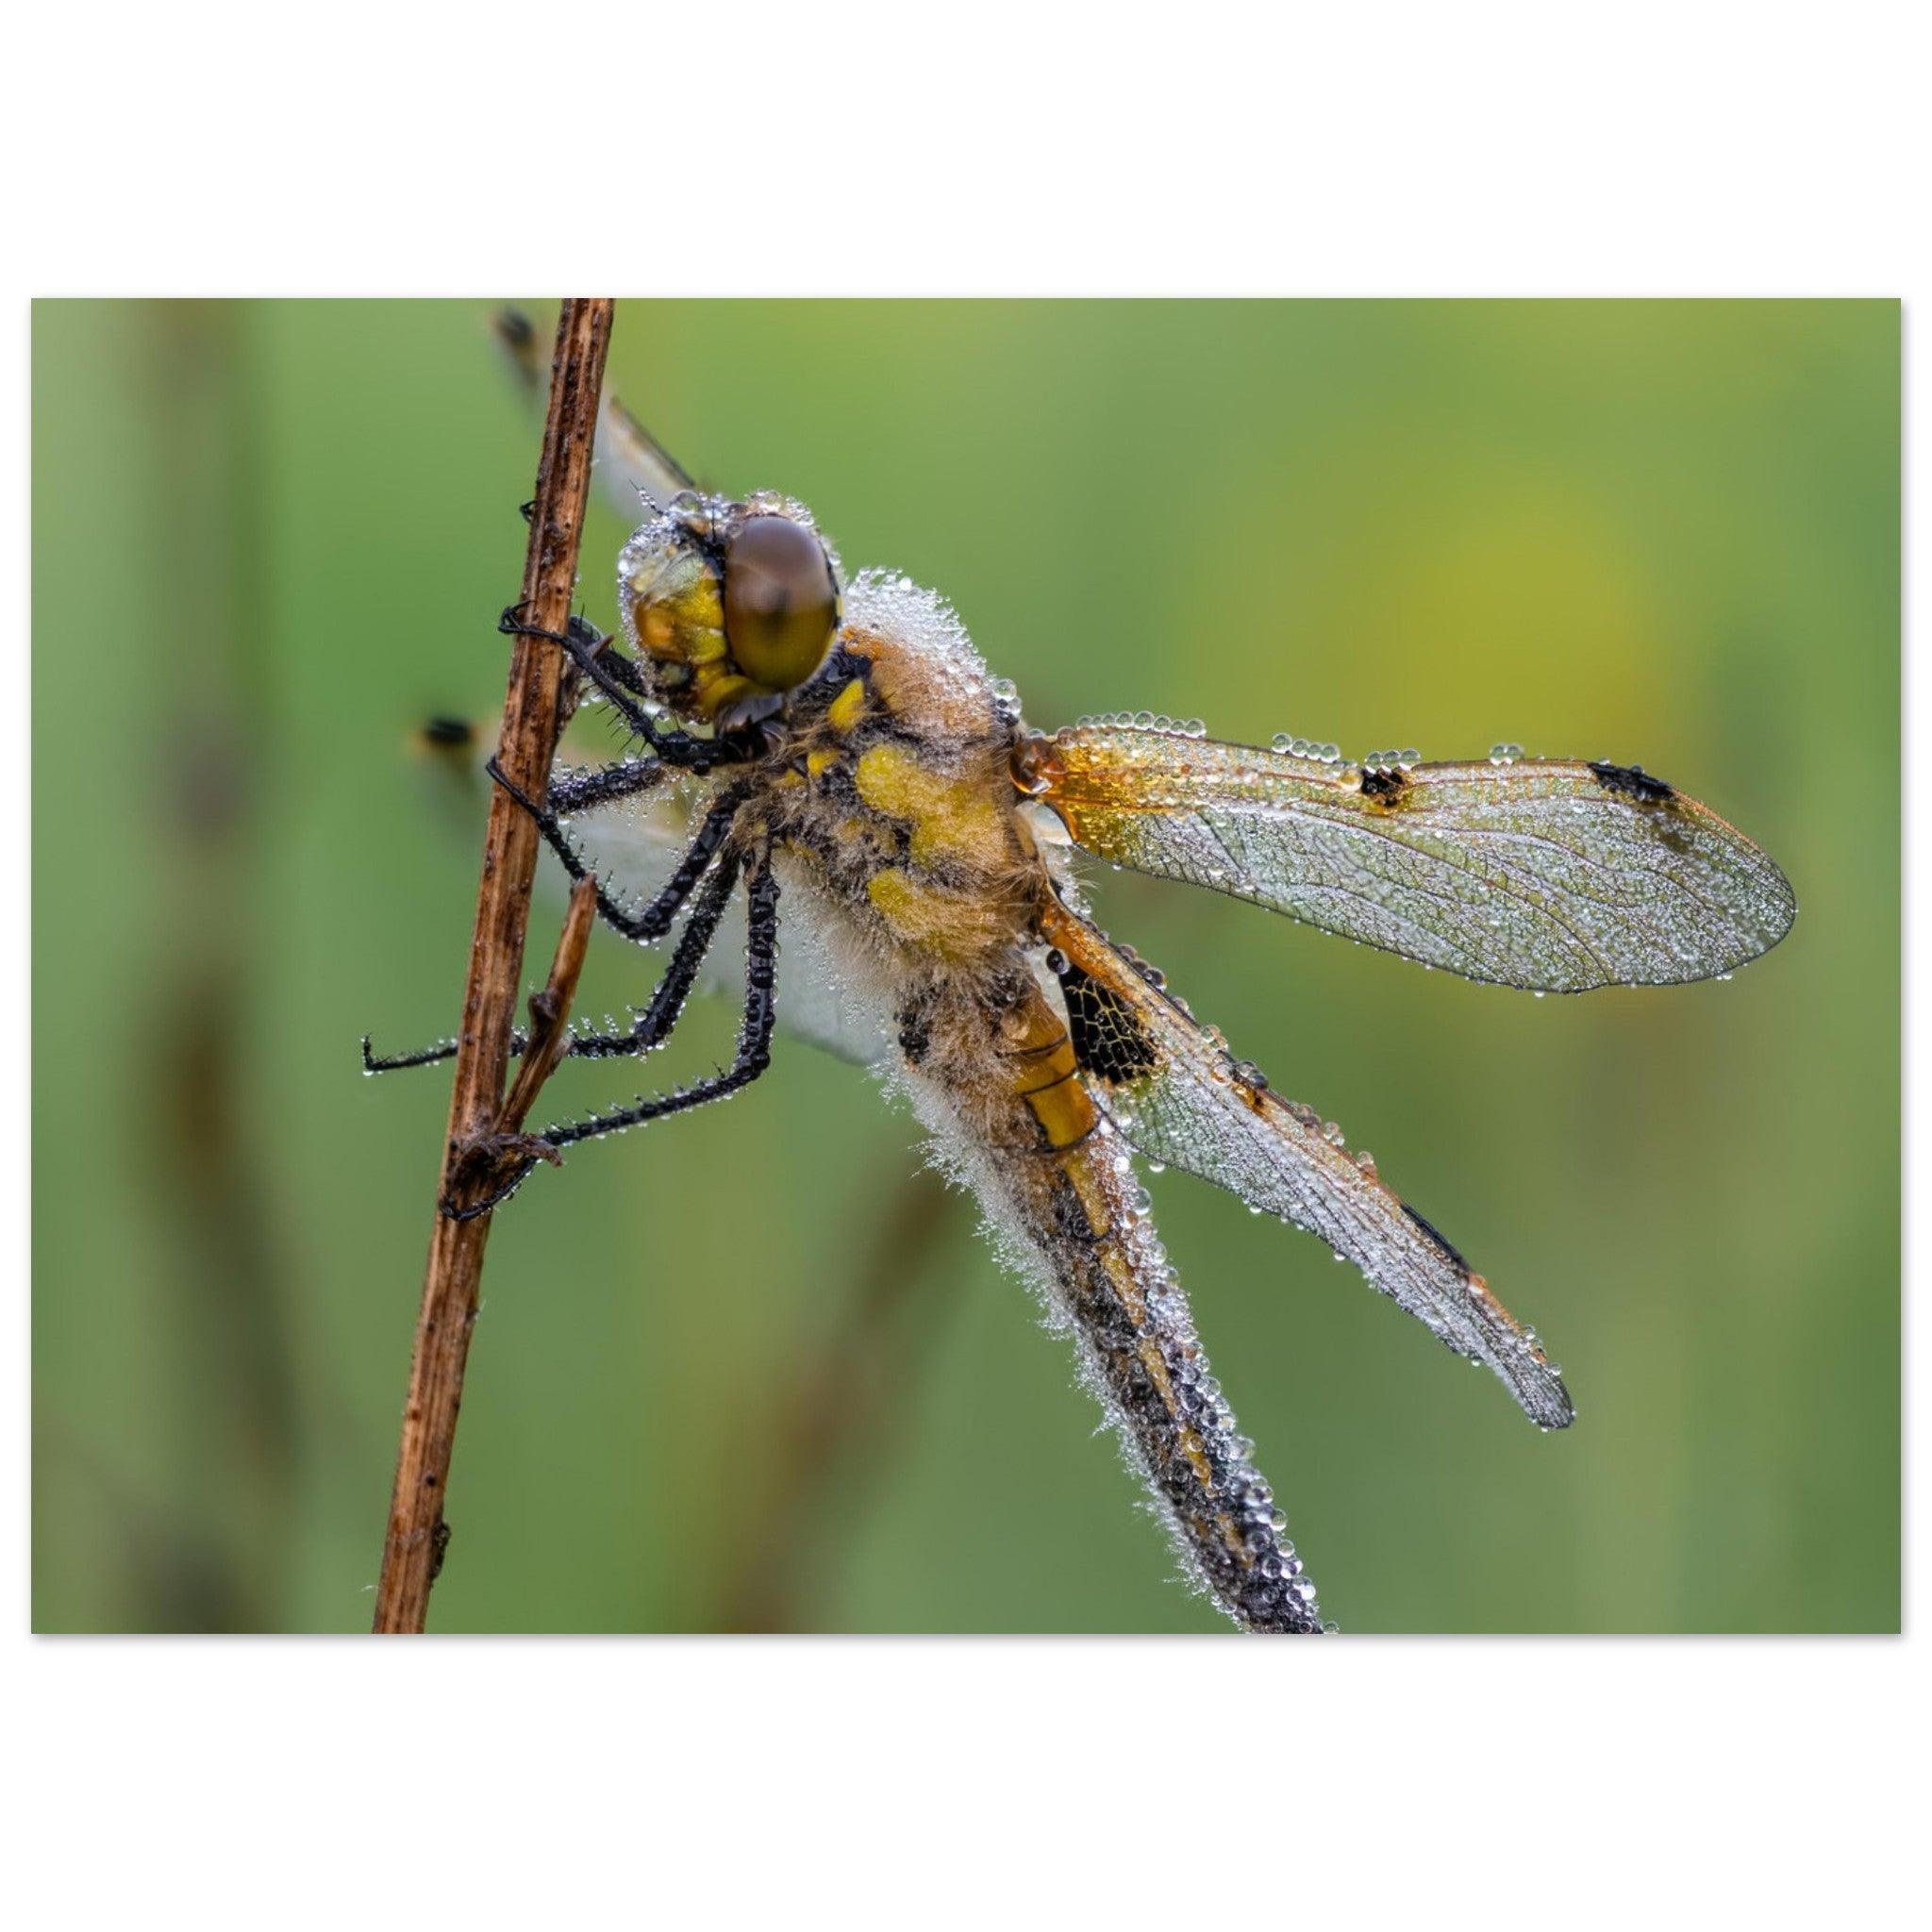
[825,676,867,732]
[806,748,839,778]
[865,867,1006,960]
[854,742,1010,874]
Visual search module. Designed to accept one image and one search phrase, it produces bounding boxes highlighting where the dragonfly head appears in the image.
[617,491,842,727]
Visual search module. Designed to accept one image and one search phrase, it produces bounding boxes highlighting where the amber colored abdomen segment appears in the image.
[960,981,1322,1632]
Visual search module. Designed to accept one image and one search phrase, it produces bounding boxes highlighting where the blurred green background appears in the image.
[31,300,1897,1633]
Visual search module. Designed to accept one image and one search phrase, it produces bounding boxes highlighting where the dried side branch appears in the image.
[496,875,599,1140]
[373,300,614,1635]
[441,874,599,1208]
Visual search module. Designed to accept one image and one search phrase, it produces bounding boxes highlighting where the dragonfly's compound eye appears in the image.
[723,515,839,690]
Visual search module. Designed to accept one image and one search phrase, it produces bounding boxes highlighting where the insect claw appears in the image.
[499,1131,564,1169]
[440,1132,562,1222]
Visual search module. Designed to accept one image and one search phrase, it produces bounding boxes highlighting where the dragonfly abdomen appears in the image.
[924,977,1323,1634]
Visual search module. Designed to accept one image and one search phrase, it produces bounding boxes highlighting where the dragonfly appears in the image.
[371,339,1796,1632]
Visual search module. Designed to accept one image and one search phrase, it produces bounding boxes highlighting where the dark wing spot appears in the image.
[420,715,475,748]
[1360,766,1407,800]
[1587,760,1674,804]
[1060,959,1161,1086]
[1400,1202,1472,1277]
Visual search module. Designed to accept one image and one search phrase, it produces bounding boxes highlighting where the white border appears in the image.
[8,2,1916,1924]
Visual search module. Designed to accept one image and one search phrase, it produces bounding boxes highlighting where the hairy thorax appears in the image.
[728,610,1085,1157]
[758,621,1047,975]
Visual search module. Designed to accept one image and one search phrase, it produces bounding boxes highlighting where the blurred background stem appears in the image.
[715,1172,963,1631]
[132,300,296,1628]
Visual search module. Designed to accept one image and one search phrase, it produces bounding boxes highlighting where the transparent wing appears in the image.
[1026,724,1796,993]
[1039,894,1574,1429]
[592,395,698,520]
[558,778,891,1068]
[492,306,697,520]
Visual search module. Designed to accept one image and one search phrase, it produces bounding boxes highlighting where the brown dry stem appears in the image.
[372,300,614,1634]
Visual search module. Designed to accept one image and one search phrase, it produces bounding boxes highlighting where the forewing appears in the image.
[1039,896,1574,1429]
[492,306,698,520]
[594,397,699,521]
[1027,724,1795,992]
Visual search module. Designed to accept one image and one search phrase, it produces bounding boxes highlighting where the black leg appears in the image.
[362,1032,466,1074]
[572,627,650,697]
[548,756,665,816]
[554,846,742,1058]
[362,757,668,1072]
[488,757,749,946]
[546,845,779,1146]
[361,846,741,1076]
[362,769,746,1074]
[499,607,750,774]
[446,844,782,1219]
